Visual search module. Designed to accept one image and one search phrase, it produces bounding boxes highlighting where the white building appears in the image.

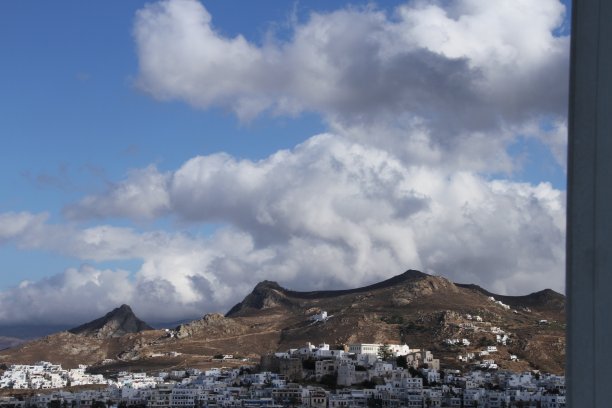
[389,344,411,356]
[349,343,382,355]
[310,311,329,322]
[336,362,356,386]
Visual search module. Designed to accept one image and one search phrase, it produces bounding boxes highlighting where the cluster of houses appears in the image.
[0,321,564,408]
[260,342,439,388]
[443,338,471,346]
[0,361,566,407]
[0,362,107,390]
[443,311,521,370]
[487,297,511,310]
[458,314,511,339]
[456,343,519,369]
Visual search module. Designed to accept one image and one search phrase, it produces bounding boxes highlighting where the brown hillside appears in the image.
[0,270,565,374]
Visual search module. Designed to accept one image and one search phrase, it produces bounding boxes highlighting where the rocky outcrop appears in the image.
[226,281,297,316]
[68,305,153,338]
[174,313,248,339]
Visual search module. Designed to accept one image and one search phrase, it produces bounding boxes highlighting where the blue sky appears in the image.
[1,1,330,286]
[0,0,570,324]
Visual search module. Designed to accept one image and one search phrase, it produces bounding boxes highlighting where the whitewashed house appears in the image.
[388,343,411,356]
[349,343,382,355]
[336,361,356,386]
[310,311,329,322]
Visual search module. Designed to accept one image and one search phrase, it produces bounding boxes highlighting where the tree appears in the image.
[378,343,393,361]
[396,355,408,369]
[287,396,300,407]
[320,373,337,388]
[408,366,418,377]
[302,358,316,370]
[478,336,495,347]
[360,379,377,389]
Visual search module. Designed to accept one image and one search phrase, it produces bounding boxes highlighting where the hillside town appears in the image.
[0,339,565,408]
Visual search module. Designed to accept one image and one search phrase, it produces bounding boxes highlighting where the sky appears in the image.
[0,0,570,325]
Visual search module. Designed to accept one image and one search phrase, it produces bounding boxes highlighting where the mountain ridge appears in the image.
[225,270,440,316]
[0,269,565,374]
[226,270,563,317]
[454,283,565,309]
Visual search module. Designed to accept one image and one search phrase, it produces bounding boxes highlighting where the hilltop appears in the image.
[68,304,153,338]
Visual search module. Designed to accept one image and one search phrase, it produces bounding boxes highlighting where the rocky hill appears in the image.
[0,270,565,374]
[68,304,153,338]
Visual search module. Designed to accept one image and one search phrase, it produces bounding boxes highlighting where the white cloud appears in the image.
[134,0,267,120]
[395,0,568,115]
[0,265,134,325]
[133,0,568,171]
[0,212,49,243]
[64,165,170,221]
[0,133,565,324]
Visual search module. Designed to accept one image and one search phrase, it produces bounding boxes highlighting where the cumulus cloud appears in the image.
[0,265,134,325]
[133,0,568,169]
[0,214,189,264]
[393,0,569,118]
[0,212,49,244]
[64,165,171,221]
[0,133,565,324]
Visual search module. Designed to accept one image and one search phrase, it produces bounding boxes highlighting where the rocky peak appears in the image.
[520,288,565,309]
[174,313,248,339]
[252,280,285,293]
[226,281,293,317]
[117,304,132,312]
[455,283,565,311]
[68,304,153,338]
[201,312,226,322]
[404,274,458,293]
